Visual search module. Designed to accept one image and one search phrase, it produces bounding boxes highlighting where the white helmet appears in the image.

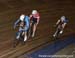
[20,14,25,21]
[60,16,65,21]
[32,10,37,14]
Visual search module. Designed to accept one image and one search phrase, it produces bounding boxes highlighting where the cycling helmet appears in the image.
[60,16,65,21]
[32,10,37,14]
[20,14,25,21]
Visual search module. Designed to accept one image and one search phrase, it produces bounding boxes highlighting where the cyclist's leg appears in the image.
[23,31,27,42]
[53,26,60,38]
[32,23,37,37]
[23,24,29,42]
[13,31,21,47]
[56,28,61,37]
[16,31,21,39]
[53,29,58,37]
[30,18,37,37]
[57,25,63,37]
[53,26,63,39]
[16,27,23,39]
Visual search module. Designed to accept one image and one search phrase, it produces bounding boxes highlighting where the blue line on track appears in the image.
[26,36,75,58]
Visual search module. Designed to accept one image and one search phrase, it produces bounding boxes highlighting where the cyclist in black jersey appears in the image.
[53,16,68,38]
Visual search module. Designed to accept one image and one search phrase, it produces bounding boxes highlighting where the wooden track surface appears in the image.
[0,0,75,58]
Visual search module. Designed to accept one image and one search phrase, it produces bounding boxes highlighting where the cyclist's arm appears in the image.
[37,17,40,25]
[62,23,67,30]
[56,20,60,25]
[29,15,32,20]
[14,19,20,26]
[37,13,40,25]
[14,19,20,29]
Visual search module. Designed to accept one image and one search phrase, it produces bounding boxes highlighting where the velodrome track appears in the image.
[19,35,75,58]
[0,0,75,58]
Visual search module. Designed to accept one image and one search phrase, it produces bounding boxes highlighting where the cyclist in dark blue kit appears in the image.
[53,16,68,38]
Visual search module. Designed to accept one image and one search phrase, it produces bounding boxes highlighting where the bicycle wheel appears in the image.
[13,32,20,48]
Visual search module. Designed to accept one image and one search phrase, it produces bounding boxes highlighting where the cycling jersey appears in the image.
[59,18,68,25]
[30,13,40,19]
[30,13,40,24]
[14,16,30,32]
